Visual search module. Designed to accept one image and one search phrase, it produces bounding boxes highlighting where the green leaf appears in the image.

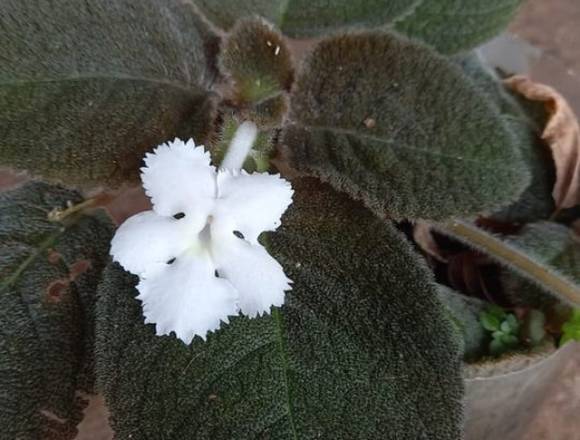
[96,179,463,439]
[500,321,511,333]
[501,334,519,347]
[0,182,113,440]
[437,285,489,362]
[394,0,523,54]
[455,54,555,223]
[195,0,418,37]
[502,222,580,308]
[219,18,292,128]
[505,314,519,332]
[0,0,217,187]
[282,32,529,220]
[489,338,505,356]
[221,18,293,102]
[484,307,522,357]
[481,313,501,332]
[560,309,580,346]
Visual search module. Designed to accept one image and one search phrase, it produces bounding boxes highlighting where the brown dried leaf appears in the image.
[505,75,580,210]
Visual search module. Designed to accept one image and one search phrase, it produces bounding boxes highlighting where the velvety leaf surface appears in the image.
[96,179,463,439]
[502,222,580,309]
[220,18,292,128]
[394,0,522,54]
[437,285,489,362]
[194,0,417,37]
[221,18,293,101]
[0,0,217,186]
[282,32,529,220]
[455,54,555,223]
[0,182,114,440]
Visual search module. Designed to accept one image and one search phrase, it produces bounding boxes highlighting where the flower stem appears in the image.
[48,194,107,223]
[437,220,580,306]
[221,121,258,170]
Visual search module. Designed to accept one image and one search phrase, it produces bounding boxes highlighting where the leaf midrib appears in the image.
[293,123,518,169]
[0,229,62,293]
[272,307,299,440]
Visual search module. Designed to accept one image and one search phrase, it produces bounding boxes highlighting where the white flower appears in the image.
[111,122,293,343]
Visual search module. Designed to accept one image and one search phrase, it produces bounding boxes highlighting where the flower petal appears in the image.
[214,170,293,244]
[141,138,216,231]
[211,233,291,317]
[137,252,239,343]
[111,210,193,276]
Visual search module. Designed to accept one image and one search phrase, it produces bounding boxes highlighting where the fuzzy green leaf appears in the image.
[481,314,501,332]
[0,182,114,440]
[220,18,292,128]
[502,222,580,308]
[0,0,217,187]
[437,285,489,362]
[394,0,522,54]
[221,18,293,102]
[96,179,463,439]
[282,32,529,220]
[455,54,555,223]
[195,0,417,37]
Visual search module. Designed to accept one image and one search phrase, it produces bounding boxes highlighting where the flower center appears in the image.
[198,218,212,246]
[183,217,214,257]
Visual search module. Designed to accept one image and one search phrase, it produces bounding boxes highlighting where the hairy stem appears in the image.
[48,194,109,223]
[437,220,580,306]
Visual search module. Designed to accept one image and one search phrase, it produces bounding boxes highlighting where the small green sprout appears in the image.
[480,306,521,356]
[560,309,580,347]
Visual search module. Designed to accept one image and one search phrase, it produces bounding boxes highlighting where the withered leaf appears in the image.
[505,75,580,211]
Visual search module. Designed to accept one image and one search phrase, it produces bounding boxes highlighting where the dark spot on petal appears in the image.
[233,230,245,240]
[167,258,176,265]
[214,270,219,277]
[173,212,186,220]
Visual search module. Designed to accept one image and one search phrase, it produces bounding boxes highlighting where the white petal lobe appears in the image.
[110,210,193,277]
[211,233,291,317]
[215,170,294,244]
[137,253,239,343]
[110,132,295,344]
[141,139,216,232]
